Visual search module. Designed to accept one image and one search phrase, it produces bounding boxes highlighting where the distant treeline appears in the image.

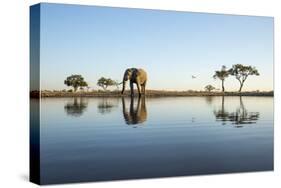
[30,90,273,98]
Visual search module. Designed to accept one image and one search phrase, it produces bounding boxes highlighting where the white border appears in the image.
[0,0,280,187]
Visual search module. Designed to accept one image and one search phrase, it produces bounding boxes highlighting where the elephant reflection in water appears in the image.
[64,97,88,117]
[122,96,147,126]
[214,96,259,127]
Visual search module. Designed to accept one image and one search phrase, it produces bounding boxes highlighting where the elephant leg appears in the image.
[130,81,134,96]
[142,81,146,95]
[136,83,141,96]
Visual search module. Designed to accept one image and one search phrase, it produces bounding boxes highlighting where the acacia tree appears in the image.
[97,77,116,90]
[205,85,216,92]
[228,64,259,92]
[213,65,229,92]
[79,81,88,91]
[64,75,88,92]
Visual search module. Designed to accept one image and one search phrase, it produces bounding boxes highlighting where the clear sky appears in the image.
[39,3,273,91]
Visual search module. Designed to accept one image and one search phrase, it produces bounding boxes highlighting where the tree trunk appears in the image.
[239,83,243,92]
[221,80,225,92]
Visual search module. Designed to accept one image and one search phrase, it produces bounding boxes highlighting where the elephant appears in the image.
[121,68,147,96]
[122,96,147,125]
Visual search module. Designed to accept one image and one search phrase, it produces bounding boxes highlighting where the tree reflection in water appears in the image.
[97,98,118,114]
[122,96,147,127]
[214,96,260,127]
[205,96,214,105]
[64,97,88,117]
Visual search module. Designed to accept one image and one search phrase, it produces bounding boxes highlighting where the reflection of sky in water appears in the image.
[37,96,273,184]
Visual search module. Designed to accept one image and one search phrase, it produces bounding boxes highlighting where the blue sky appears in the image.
[39,3,273,91]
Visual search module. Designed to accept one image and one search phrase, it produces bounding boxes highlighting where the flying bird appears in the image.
[192,75,197,79]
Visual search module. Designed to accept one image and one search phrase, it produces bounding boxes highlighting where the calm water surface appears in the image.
[36,96,273,184]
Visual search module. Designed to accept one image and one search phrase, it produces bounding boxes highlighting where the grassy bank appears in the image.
[30,90,274,98]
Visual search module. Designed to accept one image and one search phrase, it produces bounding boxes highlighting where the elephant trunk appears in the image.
[121,80,126,94]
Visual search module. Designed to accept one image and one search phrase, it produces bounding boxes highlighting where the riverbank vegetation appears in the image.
[31,90,273,98]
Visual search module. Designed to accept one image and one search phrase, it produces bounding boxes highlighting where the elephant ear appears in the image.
[123,69,132,81]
